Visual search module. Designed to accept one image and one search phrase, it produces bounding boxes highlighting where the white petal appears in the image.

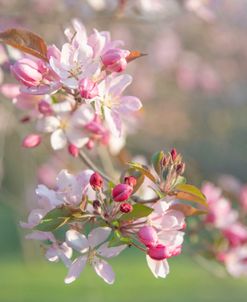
[66,230,89,253]
[45,246,59,262]
[158,230,184,246]
[25,231,55,242]
[146,255,169,278]
[108,74,132,97]
[50,129,67,150]
[36,116,60,133]
[64,256,87,284]
[92,257,115,284]
[56,170,76,191]
[88,227,112,248]
[35,184,62,207]
[104,107,121,137]
[97,243,126,258]
[118,96,142,114]
[71,104,94,126]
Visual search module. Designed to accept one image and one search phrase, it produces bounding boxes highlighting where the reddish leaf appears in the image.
[0,28,48,61]
[126,51,147,63]
[170,203,207,217]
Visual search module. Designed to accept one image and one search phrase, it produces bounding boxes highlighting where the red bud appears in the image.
[120,202,133,213]
[90,172,103,190]
[124,176,137,187]
[112,183,133,202]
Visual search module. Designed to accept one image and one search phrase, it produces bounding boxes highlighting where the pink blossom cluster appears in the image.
[201,182,247,277]
[1,19,142,155]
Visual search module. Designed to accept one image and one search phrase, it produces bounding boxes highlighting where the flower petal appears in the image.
[64,255,87,284]
[108,74,132,97]
[146,255,169,278]
[92,257,115,284]
[88,227,112,248]
[36,116,60,133]
[66,230,89,253]
[97,243,126,258]
[104,107,121,137]
[119,96,142,113]
[50,129,67,150]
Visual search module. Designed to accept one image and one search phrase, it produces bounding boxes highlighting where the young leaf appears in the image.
[174,184,207,206]
[128,162,156,183]
[35,207,72,232]
[120,204,153,221]
[126,50,147,63]
[151,151,164,176]
[0,28,48,61]
[108,230,132,247]
[170,203,207,217]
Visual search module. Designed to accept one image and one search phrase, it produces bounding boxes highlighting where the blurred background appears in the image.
[0,0,247,301]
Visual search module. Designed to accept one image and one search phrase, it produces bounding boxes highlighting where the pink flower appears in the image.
[223,223,247,247]
[101,48,130,73]
[112,183,133,202]
[22,134,41,148]
[138,226,158,247]
[65,227,126,284]
[95,74,142,136]
[224,246,247,277]
[79,78,99,99]
[11,58,61,95]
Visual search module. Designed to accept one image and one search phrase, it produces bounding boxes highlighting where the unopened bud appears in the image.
[68,144,79,157]
[170,148,177,161]
[93,199,101,209]
[90,172,103,190]
[22,134,41,148]
[38,100,53,115]
[124,176,137,187]
[176,163,185,175]
[112,183,133,202]
[120,202,133,213]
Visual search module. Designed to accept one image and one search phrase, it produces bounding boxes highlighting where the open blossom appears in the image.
[65,227,126,284]
[223,246,247,277]
[94,74,142,136]
[36,104,94,150]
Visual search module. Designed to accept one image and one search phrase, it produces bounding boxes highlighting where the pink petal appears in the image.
[104,107,121,137]
[97,243,126,258]
[92,257,115,284]
[119,96,142,113]
[50,129,67,150]
[146,255,169,278]
[66,230,89,253]
[64,256,87,284]
[108,74,132,97]
[88,227,112,248]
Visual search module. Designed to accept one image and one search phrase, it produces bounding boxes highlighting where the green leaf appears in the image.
[35,207,72,232]
[171,176,187,188]
[108,230,132,247]
[128,162,156,183]
[120,204,153,221]
[174,184,207,206]
[151,151,164,175]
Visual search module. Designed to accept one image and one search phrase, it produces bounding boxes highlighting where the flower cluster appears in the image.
[192,182,247,278]
[0,22,208,284]
[1,20,142,154]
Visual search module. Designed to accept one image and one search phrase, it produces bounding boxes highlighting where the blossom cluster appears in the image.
[1,19,142,154]
[196,182,247,277]
[0,21,207,284]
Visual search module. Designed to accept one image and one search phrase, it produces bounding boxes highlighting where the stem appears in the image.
[79,150,113,183]
[131,241,146,253]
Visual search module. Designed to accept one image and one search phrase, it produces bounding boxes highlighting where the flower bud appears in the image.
[124,176,137,187]
[112,183,133,202]
[176,163,185,175]
[38,100,53,115]
[120,203,133,213]
[93,199,101,209]
[90,172,103,190]
[22,134,41,148]
[138,226,158,247]
[11,58,48,87]
[170,148,177,161]
[86,139,95,150]
[68,144,79,157]
[79,78,99,99]
[101,48,130,73]
[148,244,182,260]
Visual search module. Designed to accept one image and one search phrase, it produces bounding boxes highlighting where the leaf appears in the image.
[170,203,207,217]
[108,230,132,247]
[35,207,72,232]
[0,28,48,61]
[172,176,187,188]
[151,151,164,176]
[120,204,153,221]
[126,50,147,63]
[174,184,207,206]
[128,162,156,183]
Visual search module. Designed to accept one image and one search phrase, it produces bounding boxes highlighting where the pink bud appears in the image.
[79,78,98,99]
[11,58,48,87]
[120,203,133,213]
[124,176,137,187]
[38,100,53,115]
[112,183,133,202]
[90,172,103,190]
[22,134,41,148]
[148,244,182,260]
[170,148,177,161]
[138,226,158,247]
[68,144,79,157]
[101,48,130,73]
[86,139,95,150]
